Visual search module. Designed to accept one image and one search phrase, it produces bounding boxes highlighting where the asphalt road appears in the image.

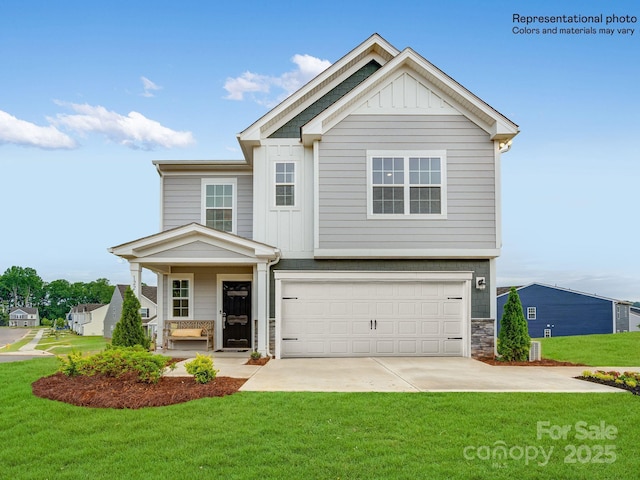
[0,327,29,347]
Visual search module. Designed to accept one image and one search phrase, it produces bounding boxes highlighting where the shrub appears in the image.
[58,346,172,384]
[111,287,150,349]
[497,287,531,361]
[250,350,262,360]
[185,353,218,384]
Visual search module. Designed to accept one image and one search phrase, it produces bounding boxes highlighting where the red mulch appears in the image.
[32,373,247,409]
[478,357,585,367]
[245,356,270,366]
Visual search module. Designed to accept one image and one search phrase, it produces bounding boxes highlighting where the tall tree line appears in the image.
[0,266,115,322]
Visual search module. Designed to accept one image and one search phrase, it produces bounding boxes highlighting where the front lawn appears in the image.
[538,332,640,366]
[2,358,639,479]
[35,330,106,355]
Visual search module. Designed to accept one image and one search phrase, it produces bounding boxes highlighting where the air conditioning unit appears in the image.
[529,341,541,362]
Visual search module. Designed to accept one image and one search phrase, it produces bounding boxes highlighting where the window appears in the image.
[140,308,150,319]
[527,307,537,320]
[275,162,295,206]
[368,151,446,218]
[543,329,552,338]
[202,179,237,233]
[170,277,192,319]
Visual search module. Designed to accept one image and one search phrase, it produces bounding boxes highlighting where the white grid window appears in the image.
[368,151,446,218]
[544,329,552,338]
[527,307,537,320]
[171,279,190,318]
[205,184,233,232]
[275,162,295,206]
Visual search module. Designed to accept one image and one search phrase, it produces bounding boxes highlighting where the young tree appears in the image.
[497,287,531,361]
[111,287,149,349]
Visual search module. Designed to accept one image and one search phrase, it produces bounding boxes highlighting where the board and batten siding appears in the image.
[162,174,253,239]
[318,114,496,250]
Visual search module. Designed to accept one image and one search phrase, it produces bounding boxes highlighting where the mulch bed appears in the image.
[478,357,585,367]
[32,373,247,409]
[245,356,270,366]
[576,376,640,396]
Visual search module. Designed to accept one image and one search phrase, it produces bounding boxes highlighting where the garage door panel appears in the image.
[280,280,466,357]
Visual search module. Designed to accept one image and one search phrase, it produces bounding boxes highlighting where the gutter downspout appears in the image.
[265,250,282,358]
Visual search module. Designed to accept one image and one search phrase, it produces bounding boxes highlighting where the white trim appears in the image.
[167,273,194,320]
[496,282,629,304]
[489,258,497,321]
[494,141,502,249]
[274,270,473,281]
[273,160,297,209]
[313,140,320,250]
[201,178,238,234]
[216,274,253,351]
[366,150,447,220]
[313,248,501,259]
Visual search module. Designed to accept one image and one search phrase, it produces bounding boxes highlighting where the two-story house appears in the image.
[9,307,40,327]
[109,34,518,359]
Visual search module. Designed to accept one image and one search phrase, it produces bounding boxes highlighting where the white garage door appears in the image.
[279,280,466,357]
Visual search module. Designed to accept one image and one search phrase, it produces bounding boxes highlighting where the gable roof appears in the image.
[238,33,518,163]
[70,304,106,313]
[109,223,280,273]
[496,282,632,304]
[116,284,158,304]
[10,307,38,315]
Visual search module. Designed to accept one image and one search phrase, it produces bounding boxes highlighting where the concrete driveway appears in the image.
[169,355,631,393]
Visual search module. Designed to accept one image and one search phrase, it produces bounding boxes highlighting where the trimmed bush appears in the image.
[185,353,218,384]
[498,287,531,361]
[58,346,173,384]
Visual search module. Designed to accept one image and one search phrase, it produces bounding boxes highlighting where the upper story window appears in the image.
[527,307,537,320]
[275,162,295,206]
[367,150,447,219]
[202,179,237,233]
[140,308,150,319]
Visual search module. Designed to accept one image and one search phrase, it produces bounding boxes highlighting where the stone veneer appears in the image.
[471,318,495,359]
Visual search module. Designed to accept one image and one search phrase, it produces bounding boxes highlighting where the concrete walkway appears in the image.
[0,329,53,357]
[166,355,635,393]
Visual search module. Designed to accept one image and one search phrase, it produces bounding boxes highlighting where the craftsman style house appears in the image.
[110,34,518,358]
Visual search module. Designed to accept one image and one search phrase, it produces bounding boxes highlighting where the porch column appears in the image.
[256,262,268,355]
[130,262,142,299]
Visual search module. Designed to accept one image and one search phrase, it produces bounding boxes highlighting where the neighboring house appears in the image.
[109,34,519,359]
[630,306,640,332]
[104,285,158,340]
[496,283,632,338]
[9,307,40,327]
[68,304,108,336]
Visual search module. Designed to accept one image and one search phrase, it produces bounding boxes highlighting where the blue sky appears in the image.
[1,0,638,301]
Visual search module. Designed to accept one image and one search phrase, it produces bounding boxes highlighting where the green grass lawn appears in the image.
[1,357,639,480]
[538,332,640,366]
[35,330,107,355]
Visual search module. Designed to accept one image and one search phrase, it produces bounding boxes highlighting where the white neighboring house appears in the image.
[109,34,519,359]
[9,307,40,327]
[104,285,158,340]
[68,304,108,336]
[630,306,640,332]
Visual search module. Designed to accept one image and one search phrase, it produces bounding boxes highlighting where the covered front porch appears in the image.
[109,223,280,355]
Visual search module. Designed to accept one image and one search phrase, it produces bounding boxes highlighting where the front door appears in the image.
[222,281,251,349]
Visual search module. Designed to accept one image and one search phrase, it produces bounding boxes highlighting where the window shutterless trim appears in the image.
[201,178,237,234]
[366,150,447,219]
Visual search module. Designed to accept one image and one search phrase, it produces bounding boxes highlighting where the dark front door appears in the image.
[222,281,251,349]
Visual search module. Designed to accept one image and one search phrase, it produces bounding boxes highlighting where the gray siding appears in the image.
[104,290,123,339]
[150,241,253,259]
[162,174,253,239]
[271,258,491,318]
[318,114,496,250]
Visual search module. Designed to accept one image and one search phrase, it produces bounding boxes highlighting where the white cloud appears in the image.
[51,102,195,150]
[0,110,76,149]
[140,76,162,97]
[224,53,331,106]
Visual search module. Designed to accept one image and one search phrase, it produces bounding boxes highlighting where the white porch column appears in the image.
[130,262,142,299]
[156,272,164,349]
[256,262,268,355]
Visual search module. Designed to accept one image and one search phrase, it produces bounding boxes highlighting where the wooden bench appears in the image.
[165,321,214,350]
